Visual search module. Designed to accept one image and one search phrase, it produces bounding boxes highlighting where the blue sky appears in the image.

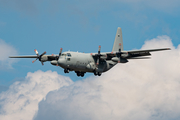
[0,1,180,119]
[1,0,180,86]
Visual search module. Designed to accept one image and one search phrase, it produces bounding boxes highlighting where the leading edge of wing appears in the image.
[97,48,170,55]
[126,48,171,53]
[9,55,38,58]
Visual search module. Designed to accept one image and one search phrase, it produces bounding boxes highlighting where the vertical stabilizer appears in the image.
[112,27,123,52]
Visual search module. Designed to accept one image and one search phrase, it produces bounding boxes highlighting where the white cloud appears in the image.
[0,70,73,120]
[0,39,18,69]
[34,36,180,120]
[1,36,180,120]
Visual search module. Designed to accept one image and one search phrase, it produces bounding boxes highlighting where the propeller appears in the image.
[55,48,63,60]
[59,48,63,56]
[116,43,122,63]
[95,45,101,66]
[32,49,46,65]
[115,43,128,63]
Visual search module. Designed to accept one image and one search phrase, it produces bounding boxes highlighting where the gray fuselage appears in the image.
[56,51,116,73]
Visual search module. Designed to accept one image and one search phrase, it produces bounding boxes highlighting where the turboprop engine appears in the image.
[50,48,63,66]
[121,53,129,58]
[111,43,129,63]
[40,55,48,62]
[111,57,128,63]
[86,62,96,70]
[32,49,47,65]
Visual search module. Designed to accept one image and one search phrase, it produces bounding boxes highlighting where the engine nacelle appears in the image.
[51,60,58,66]
[40,55,48,62]
[100,55,107,60]
[111,57,119,62]
[86,62,96,70]
[111,57,128,63]
[121,53,129,58]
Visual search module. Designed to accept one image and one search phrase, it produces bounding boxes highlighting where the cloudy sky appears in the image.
[0,0,180,120]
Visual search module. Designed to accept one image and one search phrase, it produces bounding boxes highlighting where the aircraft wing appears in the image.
[9,55,38,58]
[126,48,170,58]
[127,48,170,53]
[105,48,170,59]
[9,55,57,61]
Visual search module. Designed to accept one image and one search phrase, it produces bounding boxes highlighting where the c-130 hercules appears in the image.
[10,27,170,77]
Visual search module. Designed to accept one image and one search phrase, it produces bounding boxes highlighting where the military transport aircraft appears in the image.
[9,27,170,77]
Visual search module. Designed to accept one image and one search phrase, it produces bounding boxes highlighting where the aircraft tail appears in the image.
[112,27,123,52]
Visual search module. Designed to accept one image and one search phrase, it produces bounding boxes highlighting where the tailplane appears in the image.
[112,27,123,52]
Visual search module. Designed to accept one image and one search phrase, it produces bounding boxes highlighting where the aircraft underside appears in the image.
[61,59,117,77]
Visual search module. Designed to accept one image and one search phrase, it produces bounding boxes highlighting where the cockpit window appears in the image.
[61,54,66,56]
[67,53,71,57]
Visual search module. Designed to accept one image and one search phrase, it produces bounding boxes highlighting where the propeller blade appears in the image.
[118,57,121,63]
[41,51,46,56]
[97,58,99,65]
[116,43,122,63]
[32,58,38,63]
[54,48,63,60]
[119,43,121,52]
[98,45,101,54]
[59,48,63,56]
[34,49,39,56]
[96,46,101,66]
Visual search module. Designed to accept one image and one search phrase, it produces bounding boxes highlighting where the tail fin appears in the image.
[112,27,123,52]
